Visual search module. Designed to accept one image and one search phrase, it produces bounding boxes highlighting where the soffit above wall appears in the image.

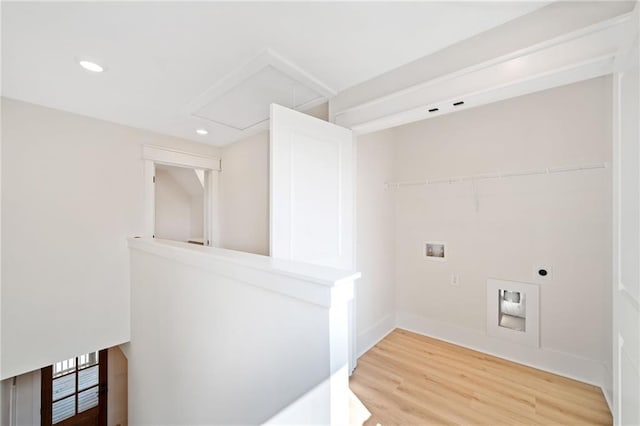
[331,1,635,115]
[331,1,635,134]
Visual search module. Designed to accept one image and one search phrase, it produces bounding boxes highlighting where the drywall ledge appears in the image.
[128,237,359,425]
[127,237,360,308]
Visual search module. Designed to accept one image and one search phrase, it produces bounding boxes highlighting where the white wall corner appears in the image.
[356,314,396,359]
[602,365,614,416]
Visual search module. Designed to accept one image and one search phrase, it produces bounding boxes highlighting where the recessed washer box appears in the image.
[487,278,539,348]
[424,241,446,261]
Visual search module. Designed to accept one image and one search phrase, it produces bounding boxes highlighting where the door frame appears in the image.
[142,145,221,246]
[611,5,640,423]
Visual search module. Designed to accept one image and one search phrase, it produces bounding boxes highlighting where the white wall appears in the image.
[0,72,5,426]
[155,168,195,242]
[108,346,128,426]
[128,239,354,425]
[218,131,270,255]
[0,380,8,426]
[14,372,39,426]
[190,194,204,239]
[355,129,396,356]
[218,103,328,256]
[155,168,192,241]
[1,98,220,379]
[0,370,41,426]
[155,166,205,242]
[391,76,612,386]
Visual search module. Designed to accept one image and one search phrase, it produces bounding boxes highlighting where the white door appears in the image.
[270,104,354,270]
[614,5,640,425]
[269,103,357,373]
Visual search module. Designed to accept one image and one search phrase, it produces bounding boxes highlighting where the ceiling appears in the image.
[2,1,548,146]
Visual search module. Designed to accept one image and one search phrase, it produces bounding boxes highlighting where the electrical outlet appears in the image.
[450,274,460,286]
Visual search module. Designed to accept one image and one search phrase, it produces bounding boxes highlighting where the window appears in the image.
[41,349,107,426]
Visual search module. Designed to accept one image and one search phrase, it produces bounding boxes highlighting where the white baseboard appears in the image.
[601,365,614,415]
[397,311,609,389]
[603,387,614,416]
[356,313,396,358]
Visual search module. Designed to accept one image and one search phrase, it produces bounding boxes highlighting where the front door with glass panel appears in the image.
[41,349,108,426]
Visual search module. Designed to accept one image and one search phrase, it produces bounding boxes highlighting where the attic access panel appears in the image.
[191,50,335,131]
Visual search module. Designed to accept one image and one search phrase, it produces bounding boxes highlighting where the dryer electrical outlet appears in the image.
[533,265,553,282]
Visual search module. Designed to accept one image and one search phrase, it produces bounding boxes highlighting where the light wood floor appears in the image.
[349,329,612,426]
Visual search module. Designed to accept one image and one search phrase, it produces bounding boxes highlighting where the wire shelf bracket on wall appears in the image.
[384,162,608,190]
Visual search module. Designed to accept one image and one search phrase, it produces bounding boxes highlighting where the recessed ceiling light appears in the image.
[78,60,104,73]
[196,129,208,135]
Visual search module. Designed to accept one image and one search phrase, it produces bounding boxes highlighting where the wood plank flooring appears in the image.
[349,329,612,425]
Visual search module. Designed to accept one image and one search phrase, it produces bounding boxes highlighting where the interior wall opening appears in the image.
[154,164,206,245]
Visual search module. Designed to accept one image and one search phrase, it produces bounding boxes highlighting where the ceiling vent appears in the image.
[190,49,336,131]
